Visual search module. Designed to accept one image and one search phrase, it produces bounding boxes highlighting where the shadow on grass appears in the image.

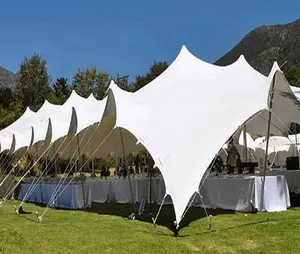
[83,202,237,234]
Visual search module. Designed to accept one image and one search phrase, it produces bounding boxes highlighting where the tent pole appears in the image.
[76,135,81,175]
[118,128,136,213]
[262,75,276,210]
[294,124,299,155]
[243,125,248,162]
[91,157,95,177]
[147,151,153,216]
[53,143,57,176]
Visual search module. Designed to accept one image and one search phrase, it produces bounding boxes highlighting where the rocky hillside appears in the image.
[0,66,18,89]
[215,18,300,75]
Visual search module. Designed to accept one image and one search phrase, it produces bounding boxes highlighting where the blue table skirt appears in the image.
[18,183,91,209]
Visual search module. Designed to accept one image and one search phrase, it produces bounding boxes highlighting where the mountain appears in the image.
[215,18,300,76]
[0,66,18,89]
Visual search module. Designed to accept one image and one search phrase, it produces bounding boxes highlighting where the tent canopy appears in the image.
[101,45,282,224]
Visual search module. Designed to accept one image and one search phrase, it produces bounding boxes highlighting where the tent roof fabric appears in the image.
[0,107,36,152]
[13,100,61,152]
[102,45,280,224]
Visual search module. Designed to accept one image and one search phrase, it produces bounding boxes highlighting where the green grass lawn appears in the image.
[0,201,300,253]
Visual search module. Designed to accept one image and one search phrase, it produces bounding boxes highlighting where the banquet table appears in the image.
[195,175,290,212]
[19,182,91,209]
[18,174,291,213]
[269,170,300,194]
[88,176,163,204]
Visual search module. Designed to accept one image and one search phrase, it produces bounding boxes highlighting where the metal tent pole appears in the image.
[294,124,299,153]
[261,75,276,210]
[119,128,136,213]
[243,125,248,162]
[263,76,276,177]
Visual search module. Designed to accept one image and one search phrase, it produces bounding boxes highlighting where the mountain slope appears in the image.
[0,66,18,89]
[215,18,300,76]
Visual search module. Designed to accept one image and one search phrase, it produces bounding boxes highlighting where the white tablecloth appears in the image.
[269,170,300,194]
[88,175,290,212]
[196,175,290,212]
[21,174,289,212]
[88,177,162,204]
[19,182,92,209]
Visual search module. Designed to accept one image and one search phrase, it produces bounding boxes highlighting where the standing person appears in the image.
[226,140,240,174]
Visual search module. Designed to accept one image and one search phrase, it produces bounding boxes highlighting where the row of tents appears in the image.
[1,45,300,226]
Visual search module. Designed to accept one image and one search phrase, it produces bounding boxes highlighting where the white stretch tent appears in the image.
[28,91,111,161]
[0,107,35,152]
[100,45,288,225]
[97,46,300,225]
[58,93,108,160]
[29,91,84,158]
[12,100,61,155]
[245,63,300,138]
[2,46,300,226]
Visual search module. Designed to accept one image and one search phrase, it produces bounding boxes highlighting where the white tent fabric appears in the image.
[29,91,109,160]
[100,45,288,224]
[12,100,60,153]
[238,130,256,149]
[245,63,300,138]
[59,93,108,160]
[255,136,292,151]
[0,107,35,152]
[291,86,300,99]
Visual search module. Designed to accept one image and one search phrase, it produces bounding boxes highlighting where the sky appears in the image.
[0,0,300,82]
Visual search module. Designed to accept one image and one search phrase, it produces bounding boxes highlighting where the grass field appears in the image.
[0,201,300,253]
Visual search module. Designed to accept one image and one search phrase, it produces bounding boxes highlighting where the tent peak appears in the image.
[70,90,81,97]
[271,61,281,72]
[180,45,188,52]
[268,61,282,80]
[88,93,97,101]
[107,80,119,91]
[40,99,52,109]
[24,107,34,115]
[237,54,245,61]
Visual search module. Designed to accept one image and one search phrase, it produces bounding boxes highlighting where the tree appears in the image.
[285,65,300,87]
[0,87,13,108]
[72,67,111,99]
[0,102,23,129]
[96,72,111,99]
[114,74,131,92]
[16,53,51,110]
[132,61,169,91]
[51,77,71,104]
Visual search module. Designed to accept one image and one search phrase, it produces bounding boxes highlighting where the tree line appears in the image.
[0,53,169,129]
